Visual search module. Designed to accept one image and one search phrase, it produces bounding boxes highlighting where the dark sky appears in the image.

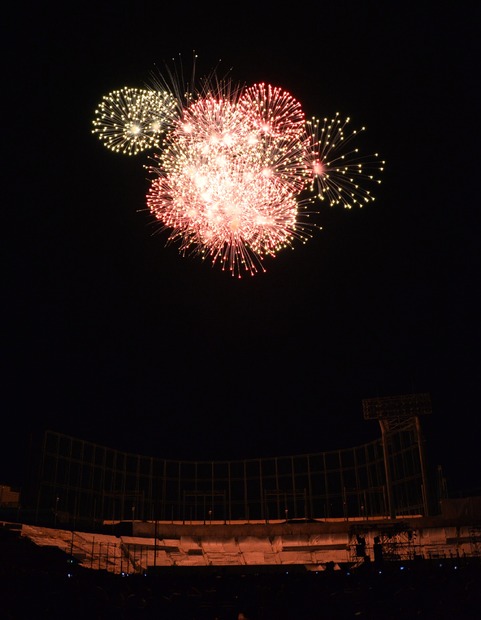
[3,2,480,496]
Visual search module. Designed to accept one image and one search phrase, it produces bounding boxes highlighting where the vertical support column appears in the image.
[415,415,430,516]
[380,420,395,519]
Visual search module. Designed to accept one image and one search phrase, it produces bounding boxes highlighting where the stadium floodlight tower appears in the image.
[362,393,432,519]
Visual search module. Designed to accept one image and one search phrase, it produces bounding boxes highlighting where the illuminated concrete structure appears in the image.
[16,511,481,575]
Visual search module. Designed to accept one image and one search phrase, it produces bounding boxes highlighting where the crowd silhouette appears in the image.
[1,526,481,618]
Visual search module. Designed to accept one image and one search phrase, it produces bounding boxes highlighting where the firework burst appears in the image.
[92,87,178,155]
[92,60,384,276]
[146,85,314,276]
[306,113,385,208]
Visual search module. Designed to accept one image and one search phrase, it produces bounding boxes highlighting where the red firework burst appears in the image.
[147,84,315,277]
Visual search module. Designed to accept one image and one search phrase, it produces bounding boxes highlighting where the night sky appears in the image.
[3,2,480,497]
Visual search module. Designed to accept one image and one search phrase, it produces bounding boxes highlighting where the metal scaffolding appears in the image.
[34,395,433,525]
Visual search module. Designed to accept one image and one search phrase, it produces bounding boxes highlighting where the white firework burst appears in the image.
[306,113,385,208]
[92,87,178,156]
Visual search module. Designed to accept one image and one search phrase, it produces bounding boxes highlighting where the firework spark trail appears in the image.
[93,65,385,276]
